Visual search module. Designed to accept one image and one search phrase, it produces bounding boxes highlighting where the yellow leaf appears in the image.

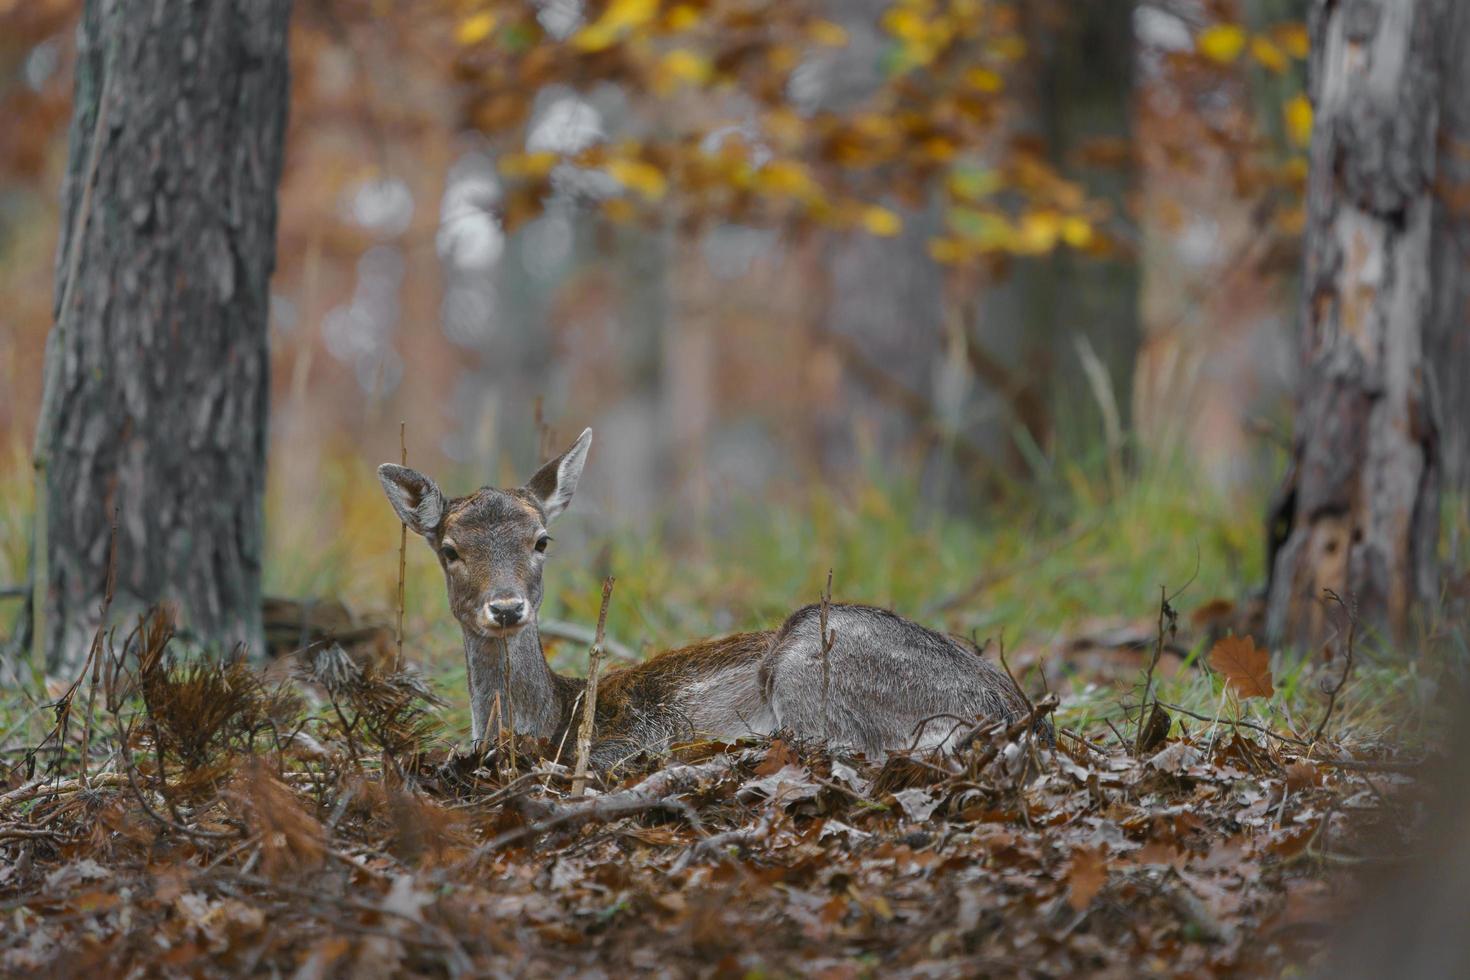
[455,12,496,46]
[809,20,849,48]
[1013,210,1061,254]
[498,151,559,178]
[602,0,659,30]
[922,137,956,162]
[1276,23,1310,60]
[860,205,902,237]
[573,0,659,52]
[1061,216,1094,249]
[602,197,638,223]
[656,49,711,92]
[883,8,929,44]
[1284,94,1313,148]
[665,3,700,31]
[964,67,1003,93]
[1250,35,1288,73]
[755,160,816,199]
[1197,24,1247,64]
[606,158,667,200]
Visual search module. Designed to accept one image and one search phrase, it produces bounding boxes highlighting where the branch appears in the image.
[538,618,639,662]
[468,756,733,861]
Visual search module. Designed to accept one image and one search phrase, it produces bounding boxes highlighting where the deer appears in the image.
[378,428,1047,769]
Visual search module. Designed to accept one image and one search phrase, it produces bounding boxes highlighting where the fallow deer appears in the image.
[378,429,1045,768]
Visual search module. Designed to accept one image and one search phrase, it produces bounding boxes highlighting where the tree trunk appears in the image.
[1266,0,1443,650]
[978,0,1140,464]
[1428,2,1470,492]
[35,0,292,671]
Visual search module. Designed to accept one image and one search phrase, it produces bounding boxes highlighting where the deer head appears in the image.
[377,429,591,639]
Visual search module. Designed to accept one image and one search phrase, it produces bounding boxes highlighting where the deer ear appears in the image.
[377,464,446,538]
[525,427,591,522]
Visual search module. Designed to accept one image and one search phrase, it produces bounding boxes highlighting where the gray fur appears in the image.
[676,659,776,741]
[762,603,1042,757]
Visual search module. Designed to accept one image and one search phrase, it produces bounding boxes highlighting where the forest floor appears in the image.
[0,464,1462,976]
[0,602,1447,977]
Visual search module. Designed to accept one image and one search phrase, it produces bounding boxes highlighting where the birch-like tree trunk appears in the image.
[1428,2,1470,492]
[1266,0,1444,649]
[33,0,292,671]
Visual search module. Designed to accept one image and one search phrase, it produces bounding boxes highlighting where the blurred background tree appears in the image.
[0,0,1462,667]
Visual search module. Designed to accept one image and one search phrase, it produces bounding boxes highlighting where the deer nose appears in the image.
[487,598,527,628]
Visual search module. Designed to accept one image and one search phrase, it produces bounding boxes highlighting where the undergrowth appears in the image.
[1,436,1460,751]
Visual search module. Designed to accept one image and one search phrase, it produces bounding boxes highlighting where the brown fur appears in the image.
[553,631,775,761]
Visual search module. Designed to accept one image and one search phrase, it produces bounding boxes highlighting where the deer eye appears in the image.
[534,534,551,554]
[440,544,460,563]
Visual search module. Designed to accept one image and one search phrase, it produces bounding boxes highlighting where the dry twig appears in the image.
[571,577,616,797]
[1312,589,1357,743]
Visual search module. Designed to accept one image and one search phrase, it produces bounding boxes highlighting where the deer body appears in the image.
[380,430,1040,768]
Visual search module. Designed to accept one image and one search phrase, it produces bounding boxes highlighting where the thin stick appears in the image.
[1312,590,1357,743]
[487,691,502,752]
[394,421,408,670]
[1135,585,1167,756]
[499,637,515,774]
[572,577,616,797]
[1156,701,1312,748]
[818,569,836,741]
[79,509,120,788]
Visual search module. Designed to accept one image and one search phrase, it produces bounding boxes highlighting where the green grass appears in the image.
[2,435,1458,750]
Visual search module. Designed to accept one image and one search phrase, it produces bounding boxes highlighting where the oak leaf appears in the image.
[1066,845,1109,911]
[1209,634,1275,700]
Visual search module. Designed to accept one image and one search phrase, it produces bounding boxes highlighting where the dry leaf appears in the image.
[1209,635,1275,700]
[1067,845,1109,911]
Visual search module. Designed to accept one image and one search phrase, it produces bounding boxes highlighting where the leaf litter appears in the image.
[0,611,1433,977]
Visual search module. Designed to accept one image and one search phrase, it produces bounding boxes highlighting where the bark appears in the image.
[1266,0,1443,650]
[36,0,292,671]
[1428,2,1470,491]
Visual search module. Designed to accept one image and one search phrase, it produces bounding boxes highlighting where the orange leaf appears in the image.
[1209,635,1275,700]
[1066,845,1109,911]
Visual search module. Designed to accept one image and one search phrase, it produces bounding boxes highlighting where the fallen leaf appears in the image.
[1209,635,1275,700]
[1285,762,1320,792]
[893,788,941,822]
[1066,845,1109,911]
[1148,741,1201,774]
[737,764,820,805]
[755,738,799,777]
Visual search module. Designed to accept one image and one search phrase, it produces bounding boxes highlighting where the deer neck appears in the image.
[461,622,580,743]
